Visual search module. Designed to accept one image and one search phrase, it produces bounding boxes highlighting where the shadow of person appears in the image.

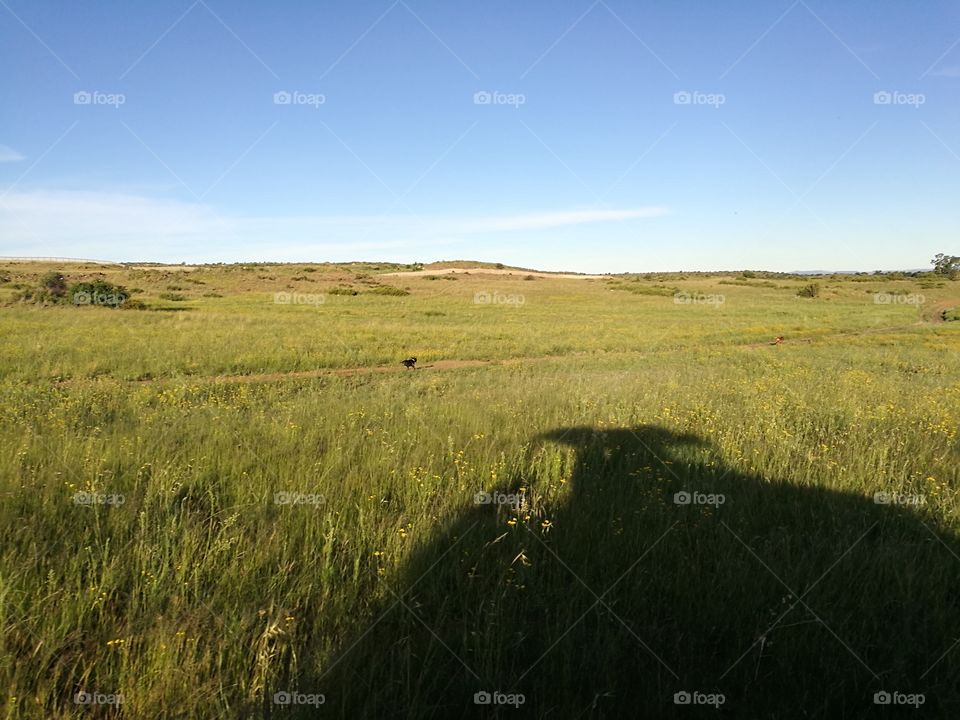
[312,425,960,718]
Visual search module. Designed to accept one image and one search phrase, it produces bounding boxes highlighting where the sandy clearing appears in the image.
[381,267,607,279]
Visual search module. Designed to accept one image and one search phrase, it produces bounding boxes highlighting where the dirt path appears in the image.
[146,355,569,385]
[924,298,960,323]
[57,307,955,387]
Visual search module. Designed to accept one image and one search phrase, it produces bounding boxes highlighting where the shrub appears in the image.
[18,271,70,303]
[328,286,358,296]
[41,272,68,296]
[797,283,820,298]
[69,280,131,307]
[611,284,677,297]
[366,285,409,296]
[158,292,186,301]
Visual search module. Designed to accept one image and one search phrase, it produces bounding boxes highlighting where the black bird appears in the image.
[401,357,417,369]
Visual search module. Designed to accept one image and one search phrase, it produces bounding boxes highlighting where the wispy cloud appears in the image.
[0,145,25,163]
[932,66,960,77]
[0,190,668,262]
[466,208,668,232]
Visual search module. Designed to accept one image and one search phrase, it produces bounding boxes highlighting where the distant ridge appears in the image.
[0,256,118,265]
[792,268,931,275]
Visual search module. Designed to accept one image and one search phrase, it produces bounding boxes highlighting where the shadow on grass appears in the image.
[304,425,960,718]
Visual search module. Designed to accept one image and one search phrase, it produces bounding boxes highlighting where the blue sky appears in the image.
[1,0,959,272]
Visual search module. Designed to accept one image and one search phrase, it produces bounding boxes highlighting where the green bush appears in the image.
[69,280,130,307]
[19,275,134,307]
[328,286,359,296]
[41,271,68,296]
[611,284,677,297]
[17,271,70,304]
[365,285,409,296]
[797,283,820,298]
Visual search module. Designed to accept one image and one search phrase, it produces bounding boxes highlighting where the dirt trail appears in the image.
[133,355,569,386]
[925,298,960,323]
[57,306,955,387]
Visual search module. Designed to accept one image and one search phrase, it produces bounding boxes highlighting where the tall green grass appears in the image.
[1,265,958,718]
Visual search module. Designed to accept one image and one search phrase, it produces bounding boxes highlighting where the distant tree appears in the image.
[931,253,960,279]
[797,282,820,298]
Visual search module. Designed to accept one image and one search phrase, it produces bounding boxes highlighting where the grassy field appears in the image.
[1,261,959,718]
